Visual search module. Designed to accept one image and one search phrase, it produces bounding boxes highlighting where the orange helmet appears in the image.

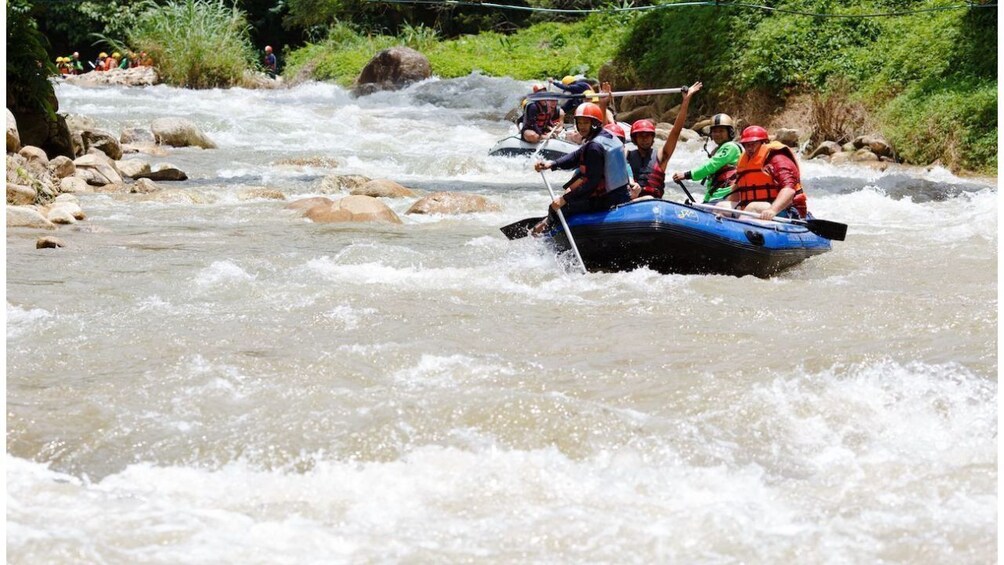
[574,102,604,123]
[739,125,769,143]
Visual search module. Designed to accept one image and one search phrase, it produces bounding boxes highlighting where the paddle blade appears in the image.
[806,219,847,241]
[500,217,545,240]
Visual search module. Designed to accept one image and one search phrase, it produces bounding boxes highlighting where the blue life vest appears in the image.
[592,132,631,193]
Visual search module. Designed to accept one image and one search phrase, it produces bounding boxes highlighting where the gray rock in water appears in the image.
[150,117,217,149]
[81,129,123,160]
[36,236,65,249]
[120,127,156,145]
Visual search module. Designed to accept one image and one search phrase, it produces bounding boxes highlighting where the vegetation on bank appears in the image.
[118,0,258,88]
[284,13,629,86]
[284,2,996,175]
[6,0,58,119]
[613,2,997,174]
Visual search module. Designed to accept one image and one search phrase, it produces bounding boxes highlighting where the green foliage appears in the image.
[612,0,997,173]
[284,13,631,86]
[127,0,257,88]
[880,77,997,173]
[6,0,57,118]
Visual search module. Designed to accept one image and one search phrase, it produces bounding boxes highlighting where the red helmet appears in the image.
[531,83,545,93]
[574,102,604,123]
[630,119,656,138]
[603,122,626,140]
[739,125,769,143]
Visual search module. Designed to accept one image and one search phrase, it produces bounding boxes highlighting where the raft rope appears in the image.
[368,0,996,17]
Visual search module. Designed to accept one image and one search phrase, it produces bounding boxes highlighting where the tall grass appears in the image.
[128,0,256,88]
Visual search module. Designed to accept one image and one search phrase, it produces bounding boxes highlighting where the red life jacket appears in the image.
[533,102,560,131]
[735,142,807,217]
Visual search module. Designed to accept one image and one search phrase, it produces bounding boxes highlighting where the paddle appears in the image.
[527,86,689,103]
[500,216,545,240]
[692,202,848,241]
[541,171,588,274]
[673,179,696,204]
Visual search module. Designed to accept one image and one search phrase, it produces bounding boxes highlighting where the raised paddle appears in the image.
[692,202,848,241]
[527,87,689,103]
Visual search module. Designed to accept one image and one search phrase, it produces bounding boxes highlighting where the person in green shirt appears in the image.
[672,113,741,203]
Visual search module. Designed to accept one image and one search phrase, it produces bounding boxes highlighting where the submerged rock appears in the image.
[304,195,402,224]
[406,192,500,215]
[36,236,65,249]
[351,179,416,198]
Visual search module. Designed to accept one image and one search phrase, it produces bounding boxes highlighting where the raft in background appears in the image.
[487,135,580,160]
[502,199,840,278]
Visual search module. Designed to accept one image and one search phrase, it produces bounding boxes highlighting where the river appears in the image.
[6,75,997,563]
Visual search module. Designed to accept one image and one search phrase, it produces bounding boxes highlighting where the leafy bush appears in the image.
[127,0,257,88]
[880,77,997,173]
[6,0,57,118]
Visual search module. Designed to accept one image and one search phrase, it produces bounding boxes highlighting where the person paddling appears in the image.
[530,102,632,235]
[727,125,808,220]
[672,113,741,204]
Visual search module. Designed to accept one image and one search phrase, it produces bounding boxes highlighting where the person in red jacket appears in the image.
[730,125,808,220]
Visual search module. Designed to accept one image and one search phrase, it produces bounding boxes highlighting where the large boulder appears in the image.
[7,205,56,229]
[11,111,74,159]
[351,179,416,198]
[851,148,880,162]
[81,128,123,160]
[7,109,20,153]
[8,152,58,203]
[617,104,655,125]
[286,196,334,213]
[73,153,124,185]
[304,195,402,224]
[120,127,156,145]
[116,159,152,179]
[150,117,217,149]
[354,47,431,96]
[7,184,36,205]
[59,176,91,193]
[49,155,76,178]
[64,66,159,87]
[406,192,501,215]
[808,141,842,159]
[773,128,801,148]
[142,163,188,181]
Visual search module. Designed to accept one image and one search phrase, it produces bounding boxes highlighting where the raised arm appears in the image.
[597,82,615,125]
[657,81,702,170]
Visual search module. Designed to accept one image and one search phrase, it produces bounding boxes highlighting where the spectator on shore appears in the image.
[264,45,277,78]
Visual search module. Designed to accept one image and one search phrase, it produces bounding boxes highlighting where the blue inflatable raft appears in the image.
[502,198,839,278]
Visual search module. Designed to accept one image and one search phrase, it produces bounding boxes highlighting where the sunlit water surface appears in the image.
[6,76,997,563]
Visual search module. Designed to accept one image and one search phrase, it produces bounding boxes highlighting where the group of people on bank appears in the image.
[524,78,809,235]
[55,51,153,75]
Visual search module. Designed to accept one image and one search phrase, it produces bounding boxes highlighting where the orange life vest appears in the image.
[735,141,807,217]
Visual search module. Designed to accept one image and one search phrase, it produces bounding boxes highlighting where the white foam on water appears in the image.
[8,357,995,562]
[6,303,55,339]
[194,260,257,288]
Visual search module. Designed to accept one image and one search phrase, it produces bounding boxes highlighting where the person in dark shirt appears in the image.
[530,102,632,235]
[521,85,564,143]
[549,75,595,114]
[264,45,277,78]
